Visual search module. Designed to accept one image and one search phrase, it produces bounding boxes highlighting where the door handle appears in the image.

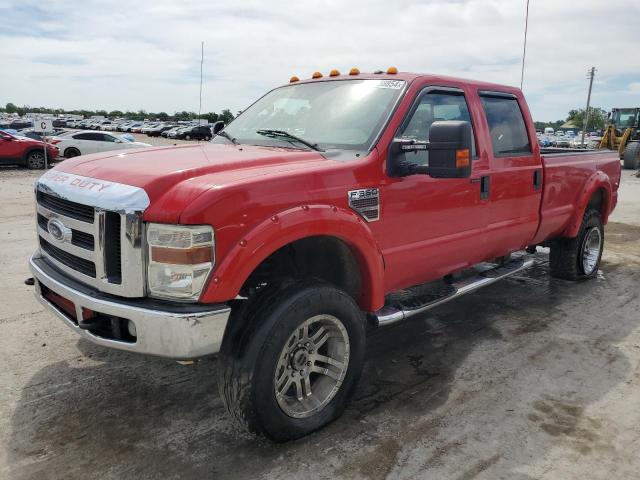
[480,175,490,199]
[470,176,490,199]
[533,169,542,191]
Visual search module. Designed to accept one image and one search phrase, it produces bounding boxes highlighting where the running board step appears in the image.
[373,256,536,327]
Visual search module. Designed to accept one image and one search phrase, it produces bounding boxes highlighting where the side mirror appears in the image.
[212,121,225,134]
[390,121,472,178]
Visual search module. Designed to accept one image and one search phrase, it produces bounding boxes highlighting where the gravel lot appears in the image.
[1,162,639,480]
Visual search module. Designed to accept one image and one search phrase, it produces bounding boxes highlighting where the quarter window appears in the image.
[399,91,476,166]
[480,95,531,156]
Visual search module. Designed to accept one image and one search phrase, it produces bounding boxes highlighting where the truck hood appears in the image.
[51,143,337,220]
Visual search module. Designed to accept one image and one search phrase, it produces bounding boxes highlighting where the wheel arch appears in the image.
[199,204,386,311]
[562,172,612,238]
[22,147,46,166]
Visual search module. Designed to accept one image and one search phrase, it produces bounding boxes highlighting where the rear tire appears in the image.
[205,135,211,141]
[185,134,191,140]
[64,147,80,158]
[26,150,45,169]
[550,208,604,280]
[623,142,640,170]
[218,281,366,442]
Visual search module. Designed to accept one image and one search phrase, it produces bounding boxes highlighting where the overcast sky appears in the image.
[1,0,638,121]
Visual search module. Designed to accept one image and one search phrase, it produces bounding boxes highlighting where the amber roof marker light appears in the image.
[329,69,340,77]
[312,71,323,79]
[349,67,360,75]
[387,66,398,74]
[289,75,300,83]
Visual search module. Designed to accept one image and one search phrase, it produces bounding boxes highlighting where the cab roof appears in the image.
[287,70,523,96]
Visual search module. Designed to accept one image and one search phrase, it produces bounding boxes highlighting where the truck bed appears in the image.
[533,149,621,244]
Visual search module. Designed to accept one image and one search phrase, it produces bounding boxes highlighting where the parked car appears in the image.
[0,130,59,168]
[162,126,183,138]
[555,133,571,148]
[538,136,552,147]
[50,130,151,158]
[15,128,65,141]
[174,125,212,140]
[29,70,621,442]
[147,124,175,137]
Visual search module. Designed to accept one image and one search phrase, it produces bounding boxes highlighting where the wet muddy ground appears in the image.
[1,168,639,480]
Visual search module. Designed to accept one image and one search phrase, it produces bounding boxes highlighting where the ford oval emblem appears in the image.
[47,218,72,243]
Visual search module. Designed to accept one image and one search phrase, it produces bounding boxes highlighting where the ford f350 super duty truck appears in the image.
[30,68,620,441]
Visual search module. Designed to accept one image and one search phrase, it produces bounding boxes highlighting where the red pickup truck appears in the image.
[29,69,620,441]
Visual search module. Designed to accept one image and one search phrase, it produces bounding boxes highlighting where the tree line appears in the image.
[1,102,236,123]
[533,106,608,132]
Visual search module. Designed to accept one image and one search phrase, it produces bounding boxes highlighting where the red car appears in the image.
[0,131,59,169]
[29,69,620,440]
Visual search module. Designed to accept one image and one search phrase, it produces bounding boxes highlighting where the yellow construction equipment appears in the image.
[599,107,640,169]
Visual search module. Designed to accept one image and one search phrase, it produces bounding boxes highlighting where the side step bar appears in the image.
[372,257,536,327]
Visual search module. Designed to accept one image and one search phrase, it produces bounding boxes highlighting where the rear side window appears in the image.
[480,95,531,156]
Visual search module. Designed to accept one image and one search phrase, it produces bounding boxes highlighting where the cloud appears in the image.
[1,0,639,120]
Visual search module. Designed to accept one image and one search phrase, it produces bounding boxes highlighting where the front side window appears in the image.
[398,91,476,166]
[216,79,406,154]
[480,95,531,156]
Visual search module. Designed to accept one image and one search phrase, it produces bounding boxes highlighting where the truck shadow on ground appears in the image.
[8,252,640,480]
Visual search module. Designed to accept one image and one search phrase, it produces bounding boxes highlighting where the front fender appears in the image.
[199,204,386,311]
[562,171,612,238]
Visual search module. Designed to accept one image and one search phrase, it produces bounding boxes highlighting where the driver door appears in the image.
[376,87,491,292]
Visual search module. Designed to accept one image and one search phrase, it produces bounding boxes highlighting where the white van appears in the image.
[544,127,555,136]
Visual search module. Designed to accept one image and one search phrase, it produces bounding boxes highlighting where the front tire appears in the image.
[26,150,45,169]
[550,208,604,280]
[218,281,366,442]
[185,134,191,140]
[623,142,640,170]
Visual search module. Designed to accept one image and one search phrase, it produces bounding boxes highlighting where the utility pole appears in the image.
[198,41,204,127]
[520,0,530,90]
[581,66,596,147]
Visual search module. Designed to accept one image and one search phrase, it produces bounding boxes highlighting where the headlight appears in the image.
[146,223,215,301]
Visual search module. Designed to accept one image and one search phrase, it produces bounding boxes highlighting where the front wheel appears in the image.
[185,134,191,140]
[218,281,366,442]
[26,150,45,169]
[550,208,604,280]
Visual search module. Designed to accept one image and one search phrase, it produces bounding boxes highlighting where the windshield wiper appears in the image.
[255,129,323,152]
[216,130,239,145]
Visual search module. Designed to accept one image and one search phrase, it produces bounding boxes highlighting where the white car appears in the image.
[51,130,151,158]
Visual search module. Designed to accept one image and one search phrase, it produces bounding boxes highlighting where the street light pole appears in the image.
[581,67,596,147]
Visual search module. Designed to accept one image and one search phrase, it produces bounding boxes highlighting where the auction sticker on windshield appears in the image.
[376,80,404,89]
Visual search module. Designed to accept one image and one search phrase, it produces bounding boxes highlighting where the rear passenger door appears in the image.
[478,92,542,257]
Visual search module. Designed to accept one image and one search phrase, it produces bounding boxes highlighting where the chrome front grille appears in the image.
[35,171,149,297]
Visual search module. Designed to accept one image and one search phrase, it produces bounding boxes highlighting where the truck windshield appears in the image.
[216,79,406,153]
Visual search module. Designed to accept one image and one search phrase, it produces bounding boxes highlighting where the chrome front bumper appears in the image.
[30,254,231,359]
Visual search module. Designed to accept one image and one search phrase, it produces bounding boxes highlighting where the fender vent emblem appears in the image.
[348,188,380,222]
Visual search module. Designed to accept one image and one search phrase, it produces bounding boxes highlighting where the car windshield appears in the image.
[216,79,406,153]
